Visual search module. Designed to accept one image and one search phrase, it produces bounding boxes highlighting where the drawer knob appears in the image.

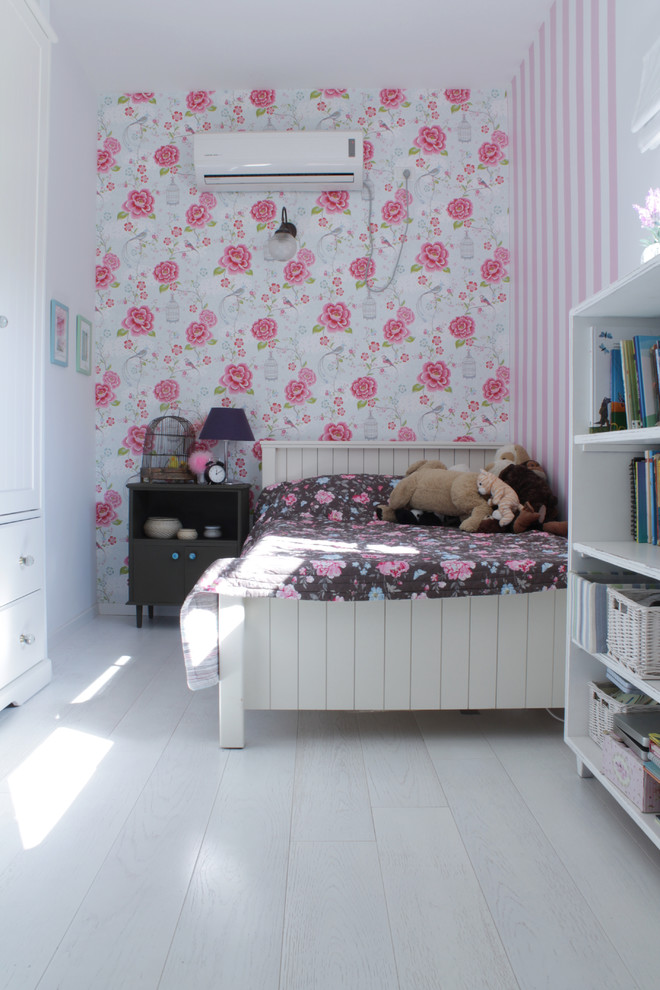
[19,554,35,567]
[188,552,196,560]
[171,552,179,560]
[20,633,35,645]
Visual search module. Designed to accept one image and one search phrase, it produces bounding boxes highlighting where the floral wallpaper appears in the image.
[95,87,510,603]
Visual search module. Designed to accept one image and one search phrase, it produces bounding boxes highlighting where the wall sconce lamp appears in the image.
[198,407,255,482]
[266,207,298,262]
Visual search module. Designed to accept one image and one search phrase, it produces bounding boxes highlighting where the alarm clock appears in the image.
[204,459,227,484]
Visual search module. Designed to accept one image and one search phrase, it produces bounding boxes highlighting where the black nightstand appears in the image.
[126,482,250,627]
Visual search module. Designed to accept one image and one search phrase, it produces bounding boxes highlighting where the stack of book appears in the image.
[645,733,660,785]
[590,329,660,431]
[630,452,660,543]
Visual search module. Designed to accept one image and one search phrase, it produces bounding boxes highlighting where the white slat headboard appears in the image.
[261,441,501,486]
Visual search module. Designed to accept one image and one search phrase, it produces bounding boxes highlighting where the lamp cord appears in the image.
[365,169,411,297]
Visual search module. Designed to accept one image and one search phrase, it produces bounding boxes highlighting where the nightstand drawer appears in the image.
[0,590,46,686]
[0,517,43,607]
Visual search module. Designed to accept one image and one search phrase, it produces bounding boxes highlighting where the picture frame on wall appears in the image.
[76,315,92,375]
[50,299,69,367]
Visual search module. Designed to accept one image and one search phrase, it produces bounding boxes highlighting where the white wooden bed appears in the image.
[216,441,566,747]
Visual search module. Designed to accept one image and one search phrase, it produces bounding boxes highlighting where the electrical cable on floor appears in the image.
[545,707,565,723]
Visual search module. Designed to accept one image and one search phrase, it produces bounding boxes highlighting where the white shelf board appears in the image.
[586,650,660,702]
[574,426,660,449]
[570,255,660,319]
[564,733,660,849]
[572,540,660,579]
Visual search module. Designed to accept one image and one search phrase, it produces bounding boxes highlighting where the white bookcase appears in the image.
[566,255,660,849]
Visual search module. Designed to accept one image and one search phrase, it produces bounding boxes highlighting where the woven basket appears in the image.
[606,587,660,676]
[587,681,657,747]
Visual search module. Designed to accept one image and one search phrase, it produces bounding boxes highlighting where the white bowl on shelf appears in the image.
[144,517,181,539]
[177,528,198,540]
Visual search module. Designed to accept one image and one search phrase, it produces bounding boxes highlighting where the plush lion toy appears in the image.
[378,460,493,532]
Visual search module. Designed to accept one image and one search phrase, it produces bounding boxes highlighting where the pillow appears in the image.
[254,473,399,527]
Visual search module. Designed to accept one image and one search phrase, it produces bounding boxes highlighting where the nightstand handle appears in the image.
[20,633,35,645]
[188,552,196,560]
[171,552,179,560]
[19,554,35,567]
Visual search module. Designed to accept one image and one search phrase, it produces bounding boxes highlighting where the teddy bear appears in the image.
[377,460,493,532]
[477,469,523,527]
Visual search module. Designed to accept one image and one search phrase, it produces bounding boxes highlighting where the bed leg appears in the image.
[218,596,245,749]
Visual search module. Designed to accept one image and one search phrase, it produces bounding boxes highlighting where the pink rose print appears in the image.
[376,561,409,577]
[95,382,116,407]
[277,585,301,599]
[105,489,122,507]
[315,491,334,504]
[96,265,114,289]
[104,370,120,387]
[123,189,155,218]
[481,258,506,283]
[352,493,370,505]
[251,317,278,342]
[397,306,414,324]
[299,367,317,385]
[447,197,473,221]
[349,257,376,281]
[250,199,277,223]
[199,308,217,327]
[350,376,377,400]
[97,148,115,172]
[417,361,451,391]
[123,425,147,454]
[220,363,253,393]
[505,559,534,573]
[186,91,213,112]
[283,258,309,284]
[220,244,252,273]
[383,318,407,344]
[285,379,311,404]
[416,125,447,154]
[297,247,315,266]
[200,192,217,209]
[379,88,406,108]
[478,142,504,166]
[153,260,179,284]
[449,315,475,340]
[416,242,449,271]
[284,494,298,506]
[312,560,345,578]
[252,440,263,460]
[249,89,276,108]
[317,190,349,214]
[494,246,510,264]
[363,140,374,164]
[154,145,179,168]
[444,88,471,104]
[104,252,120,271]
[186,321,212,346]
[320,422,353,441]
[491,130,509,147]
[128,93,154,103]
[323,89,347,97]
[96,502,117,527]
[185,203,211,227]
[482,378,508,403]
[398,426,417,441]
[319,301,351,332]
[496,365,510,384]
[381,200,406,225]
[104,137,121,154]
[122,306,154,335]
[154,379,180,404]
[442,560,475,581]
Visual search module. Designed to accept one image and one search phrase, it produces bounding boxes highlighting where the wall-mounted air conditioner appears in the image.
[193,130,363,192]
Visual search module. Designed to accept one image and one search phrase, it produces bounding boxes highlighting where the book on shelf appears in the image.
[634,335,660,428]
[610,344,627,430]
[630,452,660,544]
[621,338,643,430]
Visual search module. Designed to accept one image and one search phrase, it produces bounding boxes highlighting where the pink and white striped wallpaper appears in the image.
[510,0,618,512]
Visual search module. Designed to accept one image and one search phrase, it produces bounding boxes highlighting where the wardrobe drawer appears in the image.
[0,590,46,688]
[0,517,43,607]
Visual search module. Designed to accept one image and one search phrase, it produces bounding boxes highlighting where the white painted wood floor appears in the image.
[1,616,660,990]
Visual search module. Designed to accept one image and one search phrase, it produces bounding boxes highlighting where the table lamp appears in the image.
[198,407,255,482]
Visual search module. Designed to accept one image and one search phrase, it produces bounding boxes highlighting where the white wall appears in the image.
[44,24,97,640]
[616,0,660,276]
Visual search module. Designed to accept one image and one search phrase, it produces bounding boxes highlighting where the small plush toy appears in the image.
[477,469,523,527]
[378,459,493,532]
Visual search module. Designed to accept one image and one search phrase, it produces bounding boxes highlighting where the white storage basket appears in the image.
[587,681,657,746]
[606,587,660,676]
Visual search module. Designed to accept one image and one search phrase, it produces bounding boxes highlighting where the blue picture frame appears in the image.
[50,299,69,367]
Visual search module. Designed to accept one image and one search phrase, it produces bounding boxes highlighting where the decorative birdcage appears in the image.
[140,415,195,482]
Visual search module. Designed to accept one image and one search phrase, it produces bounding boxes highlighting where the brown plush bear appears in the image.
[378,460,493,533]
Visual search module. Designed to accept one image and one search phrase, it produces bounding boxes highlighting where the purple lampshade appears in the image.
[199,407,255,442]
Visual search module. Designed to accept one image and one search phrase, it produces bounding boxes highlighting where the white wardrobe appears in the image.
[0,0,52,707]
